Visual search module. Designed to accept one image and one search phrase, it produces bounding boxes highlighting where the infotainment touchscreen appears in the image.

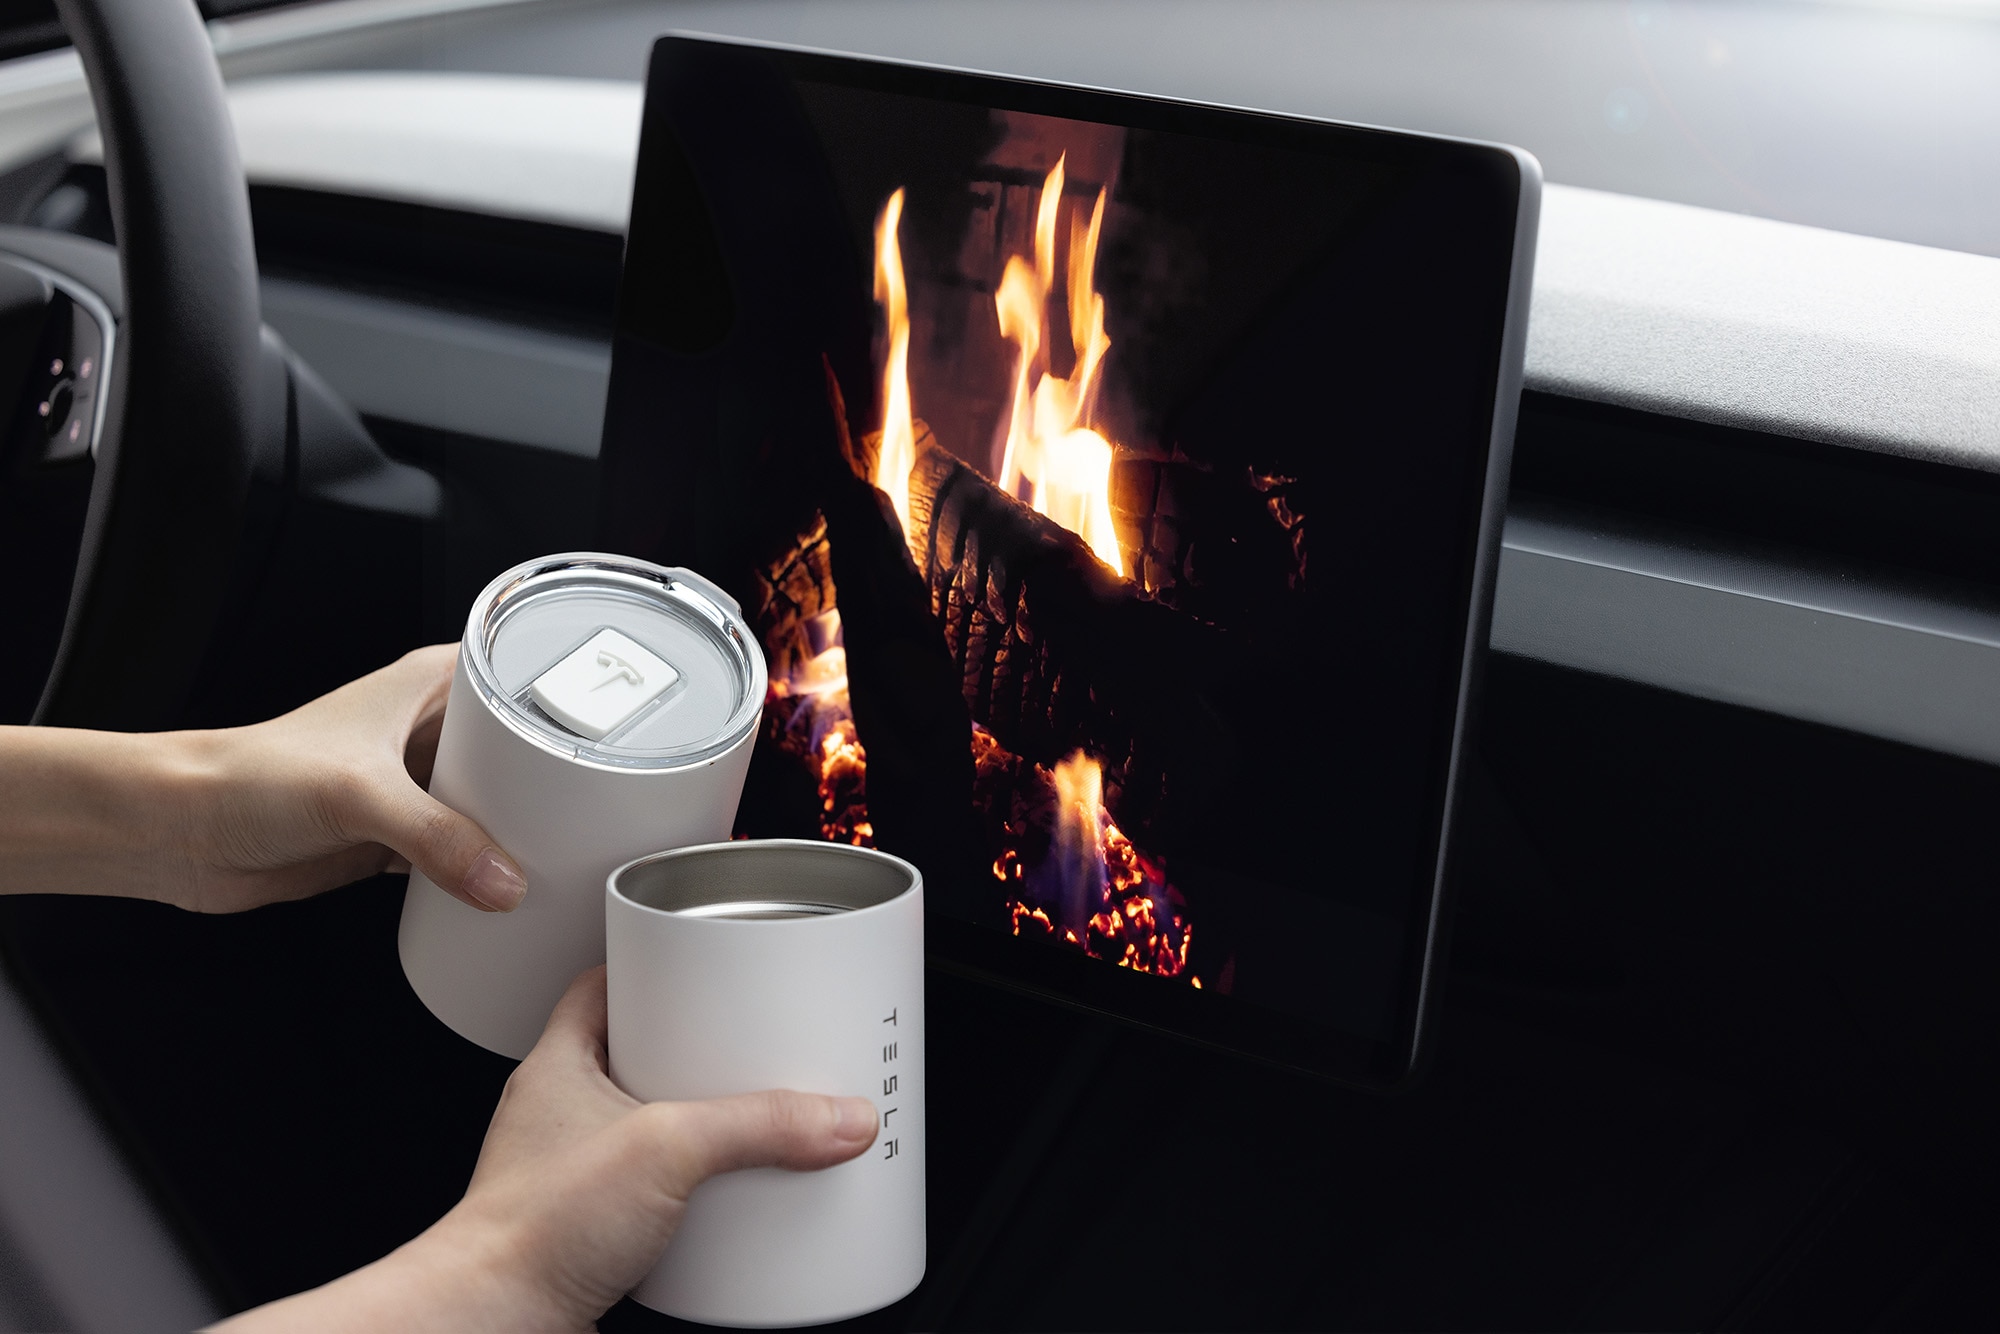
[598,33,1538,1085]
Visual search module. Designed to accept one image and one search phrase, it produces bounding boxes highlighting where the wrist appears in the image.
[207,1217,509,1332]
[0,724,215,903]
[208,1206,544,1333]
[374,1204,568,1333]
[96,726,228,910]
[143,728,234,907]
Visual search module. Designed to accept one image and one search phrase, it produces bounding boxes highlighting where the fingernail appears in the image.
[832,1097,878,1143]
[463,848,527,912]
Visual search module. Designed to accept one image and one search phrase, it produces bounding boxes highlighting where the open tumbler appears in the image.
[606,840,926,1327]
[399,553,766,1059]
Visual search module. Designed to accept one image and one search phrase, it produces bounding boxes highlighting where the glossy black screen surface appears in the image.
[601,33,1533,1083]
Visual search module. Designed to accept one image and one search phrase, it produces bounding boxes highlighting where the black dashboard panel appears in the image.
[1515,392,2000,593]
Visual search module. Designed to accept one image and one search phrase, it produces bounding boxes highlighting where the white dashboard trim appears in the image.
[70,72,642,236]
[1529,185,2000,475]
[1494,504,2000,767]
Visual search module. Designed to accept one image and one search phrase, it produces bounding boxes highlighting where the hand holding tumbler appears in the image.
[400,553,766,1059]
[607,840,926,1327]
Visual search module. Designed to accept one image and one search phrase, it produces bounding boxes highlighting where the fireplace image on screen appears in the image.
[782,148,1218,974]
[743,111,1389,1027]
[605,41,1525,1062]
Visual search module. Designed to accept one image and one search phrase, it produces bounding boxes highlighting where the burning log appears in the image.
[1112,456,1310,614]
[816,370,992,919]
[748,513,838,686]
[895,428,1244,848]
[740,373,988,911]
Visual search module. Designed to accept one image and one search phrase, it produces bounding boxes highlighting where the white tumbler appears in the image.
[606,840,926,1327]
[399,553,767,1059]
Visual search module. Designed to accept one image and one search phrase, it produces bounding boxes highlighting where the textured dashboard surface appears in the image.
[1530,185,2000,473]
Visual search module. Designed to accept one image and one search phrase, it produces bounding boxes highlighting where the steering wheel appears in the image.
[5,0,435,731]
[11,0,265,730]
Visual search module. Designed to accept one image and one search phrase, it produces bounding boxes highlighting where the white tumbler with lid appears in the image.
[606,840,926,1327]
[399,553,767,1059]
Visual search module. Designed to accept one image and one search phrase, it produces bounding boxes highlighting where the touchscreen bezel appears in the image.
[606,31,1540,1088]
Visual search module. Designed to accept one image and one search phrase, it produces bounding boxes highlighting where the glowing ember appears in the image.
[767,610,874,846]
[872,188,918,547]
[996,743,1194,982]
[993,156,1126,575]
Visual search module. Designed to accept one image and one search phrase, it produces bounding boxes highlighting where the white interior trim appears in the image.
[68,72,641,235]
[1527,184,2000,472]
[1493,503,2000,766]
[0,0,564,177]
[233,72,638,234]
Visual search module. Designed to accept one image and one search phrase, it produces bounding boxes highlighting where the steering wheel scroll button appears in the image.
[32,298,106,464]
[530,627,680,741]
[41,378,73,434]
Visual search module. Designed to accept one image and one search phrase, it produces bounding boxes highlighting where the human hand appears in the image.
[157,644,526,914]
[212,968,879,1332]
[0,645,523,912]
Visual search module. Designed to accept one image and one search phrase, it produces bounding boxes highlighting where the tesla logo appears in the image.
[590,650,644,691]
[880,1007,902,1162]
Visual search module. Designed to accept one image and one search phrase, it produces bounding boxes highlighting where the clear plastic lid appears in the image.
[463,553,767,771]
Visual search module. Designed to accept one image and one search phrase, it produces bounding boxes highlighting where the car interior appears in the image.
[2,2,1998,1331]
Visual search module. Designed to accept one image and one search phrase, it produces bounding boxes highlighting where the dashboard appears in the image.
[2,1,1998,1329]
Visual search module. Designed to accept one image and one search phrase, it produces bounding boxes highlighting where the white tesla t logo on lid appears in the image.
[590,650,644,691]
[531,627,679,741]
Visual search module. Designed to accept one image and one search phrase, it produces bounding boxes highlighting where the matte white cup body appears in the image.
[398,653,756,1058]
[606,841,926,1327]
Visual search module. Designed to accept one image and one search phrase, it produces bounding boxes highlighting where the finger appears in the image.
[357,775,525,912]
[348,645,522,908]
[402,708,446,790]
[476,968,631,1177]
[309,643,456,731]
[634,1090,879,1199]
[388,642,460,703]
[523,966,612,1074]
[393,645,457,785]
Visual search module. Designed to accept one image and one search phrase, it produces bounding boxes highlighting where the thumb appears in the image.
[365,776,527,912]
[634,1091,880,1201]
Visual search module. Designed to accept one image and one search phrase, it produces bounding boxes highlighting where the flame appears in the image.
[768,610,874,846]
[873,188,917,542]
[1002,747,1192,981]
[993,157,1126,576]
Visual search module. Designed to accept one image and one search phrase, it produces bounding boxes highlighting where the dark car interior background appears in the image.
[2,2,1999,1331]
